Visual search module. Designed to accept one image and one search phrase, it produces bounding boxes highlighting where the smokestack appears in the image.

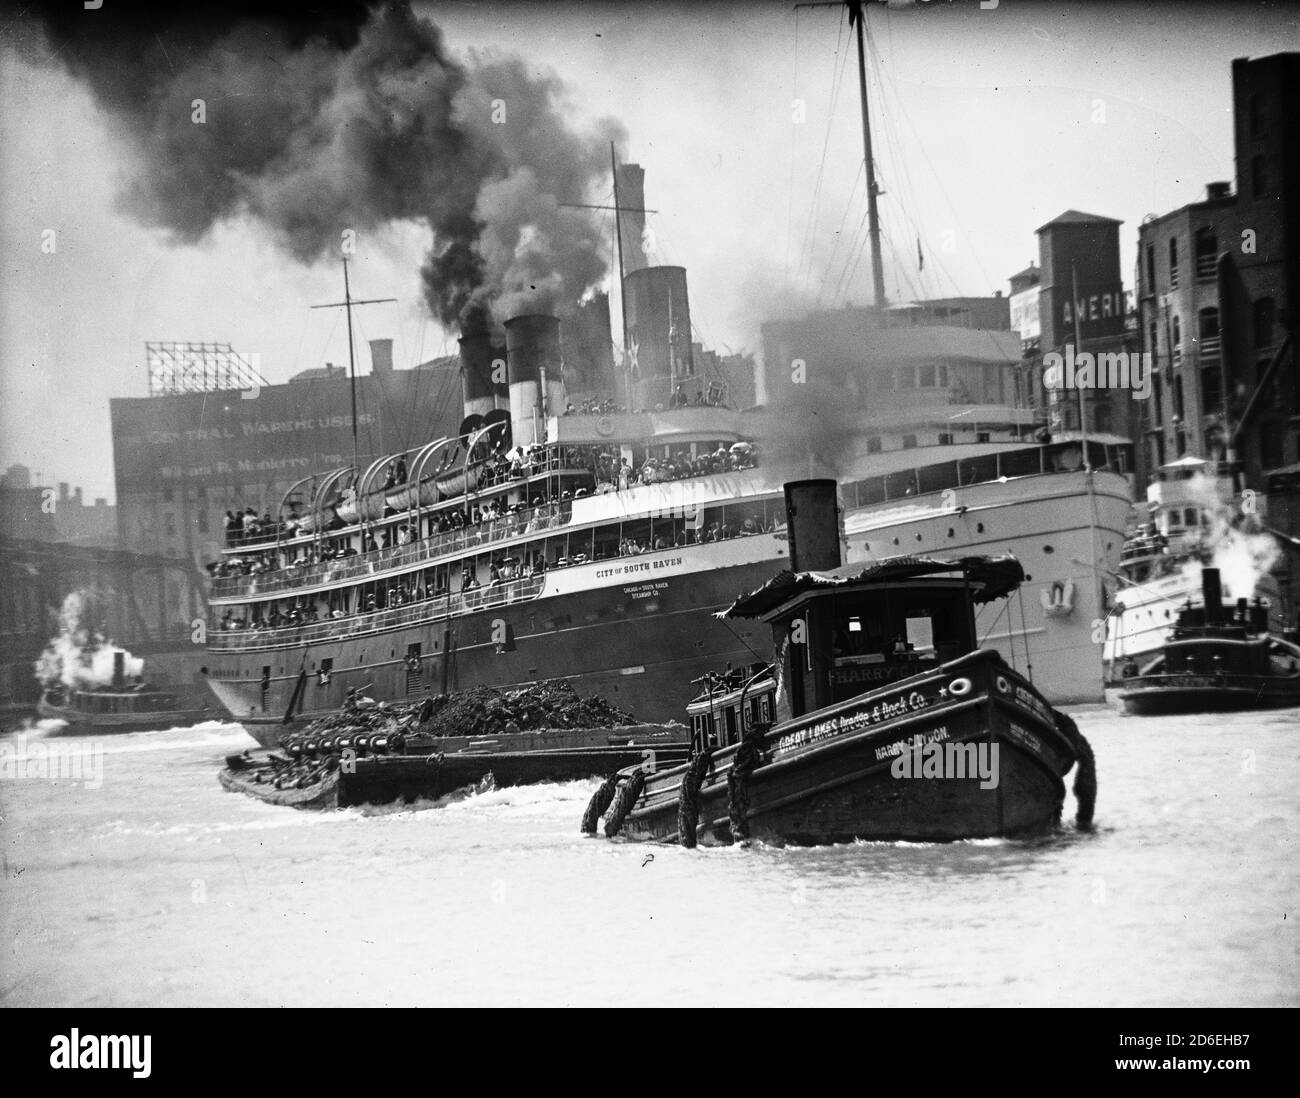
[368,338,394,375]
[1201,567,1223,625]
[624,265,693,410]
[505,315,563,448]
[458,330,507,419]
[112,651,125,689]
[566,293,614,400]
[616,162,648,274]
[783,480,841,573]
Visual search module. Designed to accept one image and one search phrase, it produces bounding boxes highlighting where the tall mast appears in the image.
[342,258,361,476]
[799,1,887,307]
[849,1,886,308]
[311,259,396,481]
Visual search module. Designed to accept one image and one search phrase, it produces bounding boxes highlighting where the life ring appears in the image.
[406,655,422,674]
[948,677,973,697]
[596,416,615,437]
[994,675,1010,694]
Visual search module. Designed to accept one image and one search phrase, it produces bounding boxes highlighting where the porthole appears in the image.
[947,528,955,537]
[892,537,900,546]
[976,523,985,533]
[1043,545,1054,554]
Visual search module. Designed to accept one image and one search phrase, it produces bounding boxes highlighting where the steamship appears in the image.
[37,650,213,734]
[203,283,1134,746]
[1102,455,1286,690]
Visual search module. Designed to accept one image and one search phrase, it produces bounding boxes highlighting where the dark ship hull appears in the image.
[204,554,776,747]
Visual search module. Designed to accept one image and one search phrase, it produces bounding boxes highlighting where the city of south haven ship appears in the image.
[201,281,1135,745]
[579,480,1097,847]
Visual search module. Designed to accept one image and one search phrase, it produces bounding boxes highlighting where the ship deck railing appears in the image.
[208,573,547,651]
[211,502,572,601]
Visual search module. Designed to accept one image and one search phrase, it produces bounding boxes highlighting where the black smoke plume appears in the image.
[9,0,623,327]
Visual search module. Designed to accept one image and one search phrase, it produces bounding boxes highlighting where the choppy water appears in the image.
[1,707,1296,1007]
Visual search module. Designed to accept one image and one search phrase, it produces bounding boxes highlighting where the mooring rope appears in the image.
[603,770,647,838]
[726,734,765,844]
[1053,710,1097,830]
[580,772,621,834]
[677,749,715,849]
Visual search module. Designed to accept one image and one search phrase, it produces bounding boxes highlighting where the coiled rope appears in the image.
[677,749,715,849]
[1053,711,1097,830]
[581,772,621,835]
[727,735,765,845]
[603,770,647,838]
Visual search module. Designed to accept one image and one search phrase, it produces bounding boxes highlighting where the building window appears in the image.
[1168,237,1179,288]
[1172,316,1182,365]
[1194,228,1216,280]
[1198,307,1220,362]
[1145,244,1156,291]
[976,431,990,443]
[938,432,953,445]
[1148,321,1159,361]
[1251,154,1267,198]
[162,488,174,503]
[1201,367,1222,417]
[1253,298,1275,349]
[1174,375,1185,420]
[165,514,176,536]
[1152,373,1163,427]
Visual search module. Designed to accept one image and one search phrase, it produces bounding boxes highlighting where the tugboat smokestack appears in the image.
[783,479,841,572]
[1201,567,1223,625]
[112,651,126,689]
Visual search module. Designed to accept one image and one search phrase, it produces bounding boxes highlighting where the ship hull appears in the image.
[1116,675,1300,715]
[206,469,1133,744]
[35,697,214,735]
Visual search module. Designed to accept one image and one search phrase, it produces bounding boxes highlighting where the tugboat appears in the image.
[37,651,212,734]
[1114,566,1300,715]
[581,480,1096,847]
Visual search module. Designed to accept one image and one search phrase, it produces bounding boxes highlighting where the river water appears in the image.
[2,706,1296,1008]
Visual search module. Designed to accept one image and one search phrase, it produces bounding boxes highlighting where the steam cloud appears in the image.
[1180,472,1281,601]
[35,592,144,689]
[18,1,623,327]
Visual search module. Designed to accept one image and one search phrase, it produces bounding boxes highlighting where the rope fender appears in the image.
[603,770,647,838]
[580,772,621,835]
[1053,710,1096,830]
[677,749,715,849]
[727,735,765,845]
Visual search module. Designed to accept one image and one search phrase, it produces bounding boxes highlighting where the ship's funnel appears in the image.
[1201,567,1223,625]
[505,314,563,448]
[783,479,841,573]
[458,330,508,420]
[112,650,126,689]
[624,265,694,410]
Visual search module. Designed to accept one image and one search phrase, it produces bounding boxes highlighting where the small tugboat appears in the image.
[1114,566,1300,715]
[37,651,212,734]
[581,480,1096,847]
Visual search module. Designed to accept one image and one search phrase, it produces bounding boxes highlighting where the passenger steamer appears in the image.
[203,301,1133,745]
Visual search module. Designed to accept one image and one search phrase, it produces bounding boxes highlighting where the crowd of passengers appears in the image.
[214,507,777,633]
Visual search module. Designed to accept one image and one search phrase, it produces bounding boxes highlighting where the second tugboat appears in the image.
[1114,566,1300,714]
[583,480,1096,846]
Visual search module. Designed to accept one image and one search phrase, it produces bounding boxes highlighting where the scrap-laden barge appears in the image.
[583,481,1096,846]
